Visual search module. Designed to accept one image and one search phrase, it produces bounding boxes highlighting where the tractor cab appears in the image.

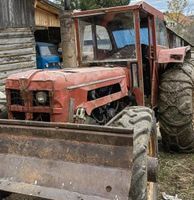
[72,1,169,107]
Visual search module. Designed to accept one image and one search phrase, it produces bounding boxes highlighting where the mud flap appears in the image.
[0,120,133,200]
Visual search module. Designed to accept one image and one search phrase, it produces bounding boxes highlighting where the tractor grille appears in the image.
[10,90,24,106]
[33,113,51,121]
[7,89,51,122]
[12,112,26,120]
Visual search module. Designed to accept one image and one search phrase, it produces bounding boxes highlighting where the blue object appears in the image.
[36,42,61,69]
[113,28,149,48]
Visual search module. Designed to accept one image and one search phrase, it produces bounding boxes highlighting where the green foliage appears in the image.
[95,0,130,8]
[53,0,130,10]
[72,0,99,10]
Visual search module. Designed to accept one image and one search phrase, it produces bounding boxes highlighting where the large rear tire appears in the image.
[107,106,158,200]
[159,61,194,152]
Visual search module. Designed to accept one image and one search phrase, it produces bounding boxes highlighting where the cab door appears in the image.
[148,16,158,108]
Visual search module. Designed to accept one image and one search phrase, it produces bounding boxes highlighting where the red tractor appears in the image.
[6,1,194,152]
[0,1,194,200]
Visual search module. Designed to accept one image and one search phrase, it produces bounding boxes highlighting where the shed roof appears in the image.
[35,0,62,27]
[35,0,62,15]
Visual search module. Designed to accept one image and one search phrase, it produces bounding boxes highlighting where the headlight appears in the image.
[45,64,49,68]
[36,92,47,104]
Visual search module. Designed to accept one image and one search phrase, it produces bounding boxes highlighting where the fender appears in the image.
[157,46,191,64]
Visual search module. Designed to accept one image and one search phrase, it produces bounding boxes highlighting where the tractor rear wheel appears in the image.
[159,60,194,152]
[107,106,158,200]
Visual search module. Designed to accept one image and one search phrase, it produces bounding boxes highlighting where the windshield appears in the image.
[39,46,58,56]
[113,28,149,47]
[78,11,136,63]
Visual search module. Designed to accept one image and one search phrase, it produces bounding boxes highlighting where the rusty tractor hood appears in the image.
[6,67,128,91]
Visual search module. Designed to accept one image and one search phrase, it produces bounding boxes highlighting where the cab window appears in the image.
[156,19,169,47]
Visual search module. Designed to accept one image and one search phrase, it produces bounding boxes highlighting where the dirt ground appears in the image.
[3,145,194,200]
[158,147,194,200]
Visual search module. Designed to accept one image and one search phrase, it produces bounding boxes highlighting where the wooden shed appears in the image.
[34,0,61,44]
[35,0,60,28]
[0,0,61,92]
[167,27,193,48]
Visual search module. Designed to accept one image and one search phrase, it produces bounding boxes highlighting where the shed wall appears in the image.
[0,28,36,92]
[0,0,35,28]
[35,7,60,27]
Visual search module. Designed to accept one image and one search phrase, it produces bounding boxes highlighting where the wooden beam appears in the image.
[36,0,60,15]
[34,0,38,8]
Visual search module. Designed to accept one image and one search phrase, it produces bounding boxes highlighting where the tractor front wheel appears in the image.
[107,106,158,200]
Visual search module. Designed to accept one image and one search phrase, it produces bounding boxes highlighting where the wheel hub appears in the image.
[147,156,158,183]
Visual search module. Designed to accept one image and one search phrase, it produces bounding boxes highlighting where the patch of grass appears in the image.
[158,150,194,200]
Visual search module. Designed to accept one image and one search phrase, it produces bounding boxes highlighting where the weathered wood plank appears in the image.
[0,86,5,92]
[0,32,34,39]
[0,37,34,45]
[35,7,60,27]
[0,0,35,29]
[0,43,34,51]
[0,66,34,81]
[0,54,35,65]
[0,48,35,57]
[0,27,32,33]
[0,60,35,72]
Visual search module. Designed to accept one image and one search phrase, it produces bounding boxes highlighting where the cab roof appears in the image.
[72,1,164,20]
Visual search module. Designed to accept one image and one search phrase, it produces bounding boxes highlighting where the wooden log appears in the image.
[0,37,34,45]
[0,86,5,92]
[0,65,36,88]
[0,48,35,58]
[0,54,35,65]
[0,28,32,33]
[0,43,34,51]
[0,61,36,73]
[0,32,34,39]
